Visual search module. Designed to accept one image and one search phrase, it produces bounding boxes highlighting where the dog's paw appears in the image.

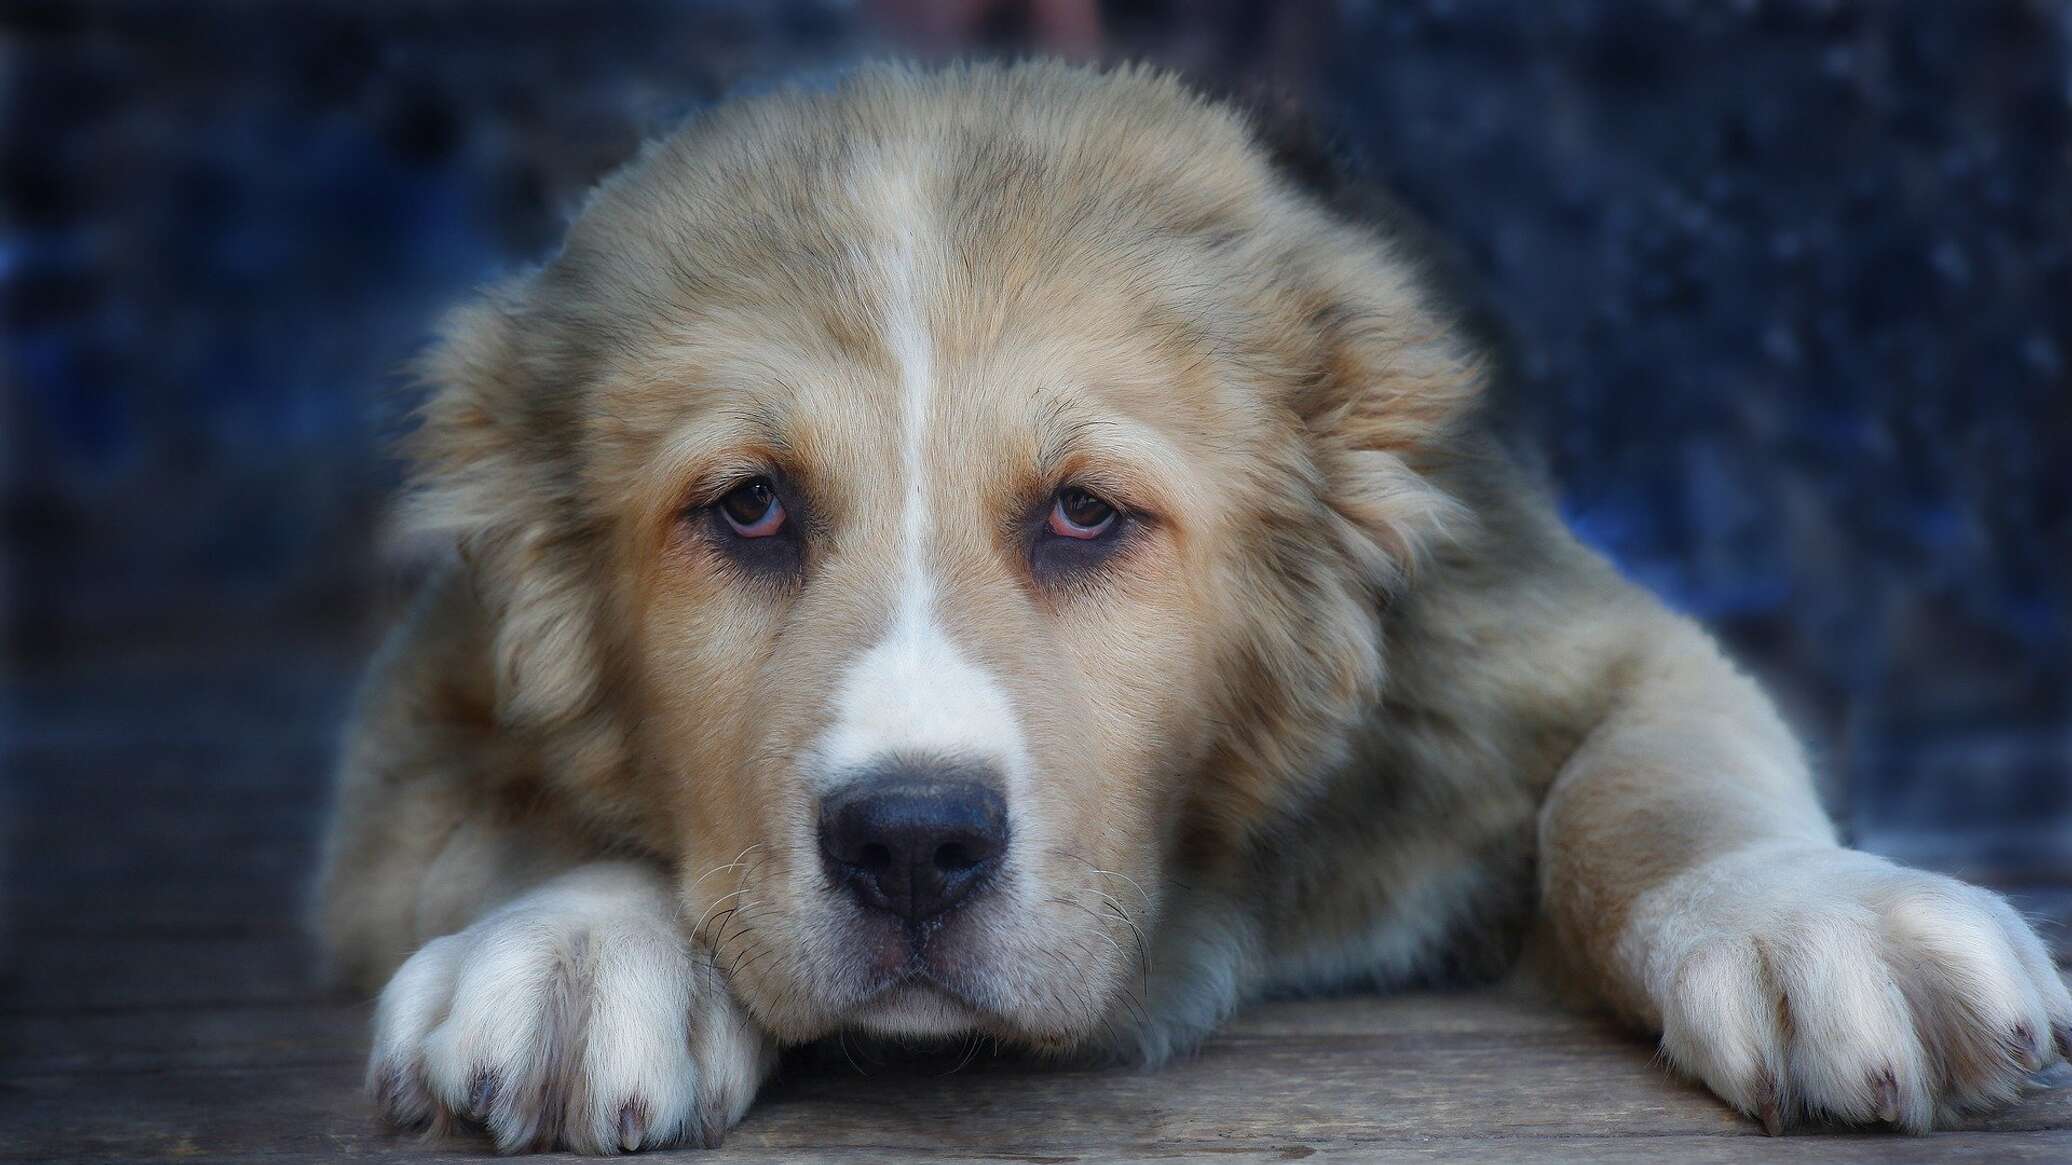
[366,863,776,1154]
[1637,845,2070,1133]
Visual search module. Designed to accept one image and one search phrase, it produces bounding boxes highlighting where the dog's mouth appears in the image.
[734,892,1129,1048]
[845,977,990,1037]
[837,905,1001,1008]
[817,892,1073,1041]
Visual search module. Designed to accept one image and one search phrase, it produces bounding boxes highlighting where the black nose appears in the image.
[818,773,1009,923]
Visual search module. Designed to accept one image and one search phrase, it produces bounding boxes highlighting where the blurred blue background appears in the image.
[5,1,2068,877]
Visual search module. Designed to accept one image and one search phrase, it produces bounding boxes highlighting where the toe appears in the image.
[1978,894,2072,1065]
[422,926,582,1151]
[1871,1066,1903,1124]
[367,934,463,1130]
[1772,920,1933,1131]
[1658,943,1790,1130]
[466,1068,499,1121]
[564,927,698,1152]
[371,1056,436,1131]
[1884,888,2052,1113]
[617,1101,648,1153]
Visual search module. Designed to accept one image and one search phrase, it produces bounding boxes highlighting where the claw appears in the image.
[467,1069,499,1119]
[372,1059,433,1130]
[1873,1068,1899,1124]
[2056,1023,2072,1062]
[1752,1070,1785,1137]
[618,1102,645,1152]
[2009,1024,2042,1072]
[698,1113,727,1151]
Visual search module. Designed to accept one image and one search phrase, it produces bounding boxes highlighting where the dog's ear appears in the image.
[403,285,613,733]
[1290,244,1484,595]
[1190,200,1487,843]
[1233,99,1487,593]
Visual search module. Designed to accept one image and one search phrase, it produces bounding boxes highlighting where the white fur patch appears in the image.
[817,156,1030,791]
[367,863,774,1154]
[1621,844,2072,1132]
[820,614,1031,783]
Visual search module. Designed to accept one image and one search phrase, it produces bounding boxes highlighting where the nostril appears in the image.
[817,775,1010,921]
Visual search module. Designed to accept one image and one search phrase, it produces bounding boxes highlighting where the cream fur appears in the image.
[312,61,2071,1154]
[368,863,776,1152]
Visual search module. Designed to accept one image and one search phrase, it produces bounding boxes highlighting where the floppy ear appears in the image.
[1293,244,1484,595]
[402,287,614,734]
[1235,96,1487,590]
[1188,229,1487,846]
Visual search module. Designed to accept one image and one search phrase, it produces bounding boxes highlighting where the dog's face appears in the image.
[413,65,1477,1048]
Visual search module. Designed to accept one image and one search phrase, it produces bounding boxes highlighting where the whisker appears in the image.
[838,1029,867,1076]
[691,887,753,939]
[1058,897,1129,967]
[694,906,739,947]
[731,940,776,981]
[716,919,762,969]
[690,841,767,890]
[716,905,762,951]
[1046,848,1154,909]
[765,963,812,1030]
[1098,896,1153,991]
[1092,869,1154,909]
[939,1033,984,1077]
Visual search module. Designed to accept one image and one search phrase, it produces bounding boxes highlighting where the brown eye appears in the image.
[717,478,785,537]
[1048,487,1117,539]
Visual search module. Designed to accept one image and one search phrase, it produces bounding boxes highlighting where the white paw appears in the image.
[1634,845,2071,1133]
[366,863,776,1154]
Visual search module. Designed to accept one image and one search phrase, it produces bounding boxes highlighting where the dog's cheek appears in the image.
[1182,503,1383,852]
[1042,573,1216,871]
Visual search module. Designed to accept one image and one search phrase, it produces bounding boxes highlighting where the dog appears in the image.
[313,61,2071,1153]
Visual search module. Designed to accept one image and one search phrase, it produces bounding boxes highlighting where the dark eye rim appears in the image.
[1028,482,1140,589]
[684,471,806,581]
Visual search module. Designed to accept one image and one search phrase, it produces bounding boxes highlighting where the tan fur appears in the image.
[314,61,2071,1152]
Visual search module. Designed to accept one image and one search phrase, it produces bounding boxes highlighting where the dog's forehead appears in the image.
[539,63,1368,561]
[584,139,1260,504]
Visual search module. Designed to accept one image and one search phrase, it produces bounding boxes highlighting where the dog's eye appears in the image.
[1047,488,1117,540]
[717,478,786,538]
[1030,485,1128,586]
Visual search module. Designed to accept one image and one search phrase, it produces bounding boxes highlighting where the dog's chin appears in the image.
[845,981,986,1038]
[799,899,1115,1048]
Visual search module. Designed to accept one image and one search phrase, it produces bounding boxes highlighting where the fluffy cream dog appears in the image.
[313,61,2070,1153]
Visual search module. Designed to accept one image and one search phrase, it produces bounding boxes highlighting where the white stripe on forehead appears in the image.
[816,155,1029,788]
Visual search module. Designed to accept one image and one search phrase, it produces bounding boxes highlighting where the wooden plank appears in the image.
[10,1134,2071,1165]
[2,991,2066,1161]
[1,1060,2066,1162]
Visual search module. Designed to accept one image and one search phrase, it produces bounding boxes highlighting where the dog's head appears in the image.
[410,63,1479,1048]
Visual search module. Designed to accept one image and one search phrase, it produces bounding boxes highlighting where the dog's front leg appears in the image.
[366,862,778,1153]
[1538,618,2069,1132]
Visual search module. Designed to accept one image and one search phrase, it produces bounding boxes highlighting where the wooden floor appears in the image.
[6,649,2069,1163]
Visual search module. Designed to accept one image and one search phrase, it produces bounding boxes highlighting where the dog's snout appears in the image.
[818,771,1008,923]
